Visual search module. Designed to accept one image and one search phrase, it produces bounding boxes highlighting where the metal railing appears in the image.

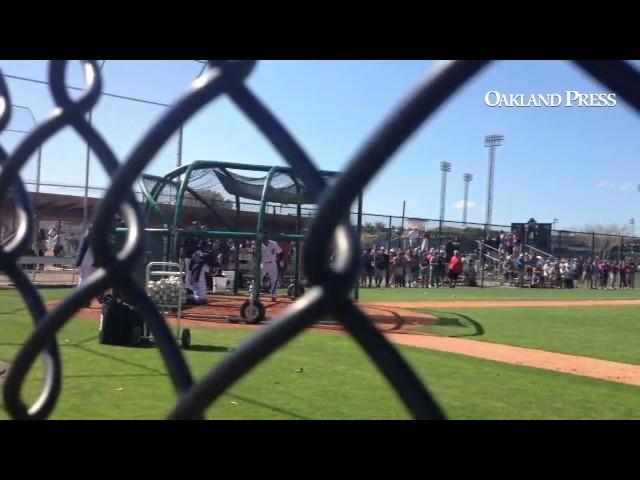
[0,60,638,420]
[1,230,16,247]
[526,245,553,259]
[475,240,501,255]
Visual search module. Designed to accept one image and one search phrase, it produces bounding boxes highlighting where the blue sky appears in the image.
[0,60,638,231]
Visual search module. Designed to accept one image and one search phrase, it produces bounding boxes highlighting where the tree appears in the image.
[576,224,631,236]
[361,220,391,247]
[568,224,632,258]
[407,219,426,231]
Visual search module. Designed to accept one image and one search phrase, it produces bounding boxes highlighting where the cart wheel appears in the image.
[131,326,142,347]
[240,300,265,324]
[288,283,305,298]
[181,329,191,349]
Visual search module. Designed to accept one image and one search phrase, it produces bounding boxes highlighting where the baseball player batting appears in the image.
[261,234,282,301]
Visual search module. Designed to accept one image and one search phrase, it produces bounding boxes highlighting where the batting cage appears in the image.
[130,161,344,324]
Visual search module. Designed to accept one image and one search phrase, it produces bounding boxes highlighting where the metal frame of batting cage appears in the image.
[0,60,637,421]
[132,160,345,323]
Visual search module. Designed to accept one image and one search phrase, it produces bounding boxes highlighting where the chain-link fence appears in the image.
[0,60,638,420]
[356,214,640,288]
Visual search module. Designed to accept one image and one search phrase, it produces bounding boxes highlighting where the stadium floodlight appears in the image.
[484,134,504,227]
[462,173,473,226]
[439,162,452,222]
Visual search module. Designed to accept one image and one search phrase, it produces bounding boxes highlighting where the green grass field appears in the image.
[414,306,640,365]
[358,286,640,302]
[1,288,639,419]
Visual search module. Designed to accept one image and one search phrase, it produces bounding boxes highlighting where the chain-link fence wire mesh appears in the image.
[551,230,640,261]
[356,214,640,288]
[5,182,639,265]
[0,60,638,420]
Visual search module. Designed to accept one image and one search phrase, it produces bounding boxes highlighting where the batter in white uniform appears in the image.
[189,244,210,305]
[261,237,282,301]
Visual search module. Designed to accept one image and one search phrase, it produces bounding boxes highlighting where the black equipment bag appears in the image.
[98,295,144,346]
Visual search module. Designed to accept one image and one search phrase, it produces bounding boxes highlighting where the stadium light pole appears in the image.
[484,134,504,230]
[637,185,640,239]
[439,162,451,222]
[438,162,451,248]
[82,60,107,233]
[462,173,473,226]
[176,62,209,184]
[6,61,176,230]
[630,218,635,237]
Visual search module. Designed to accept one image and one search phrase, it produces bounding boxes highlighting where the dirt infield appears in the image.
[362,299,640,309]
[385,333,640,387]
[176,296,439,330]
[47,294,438,333]
[45,296,640,387]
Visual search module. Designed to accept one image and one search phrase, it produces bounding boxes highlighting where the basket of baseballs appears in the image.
[147,276,187,307]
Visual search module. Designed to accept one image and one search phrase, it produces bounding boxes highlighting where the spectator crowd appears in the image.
[360,236,478,289]
[499,254,637,289]
[360,229,638,290]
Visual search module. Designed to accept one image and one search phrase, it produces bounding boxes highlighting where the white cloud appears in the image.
[454,200,476,210]
[597,180,634,192]
[597,180,615,189]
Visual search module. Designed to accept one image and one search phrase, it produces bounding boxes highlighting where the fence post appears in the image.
[33,211,39,253]
[293,202,302,297]
[56,219,62,251]
[619,235,623,263]
[354,193,363,302]
[591,232,595,289]
[558,230,562,256]
[162,224,170,263]
[386,216,392,287]
[480,242,485,288]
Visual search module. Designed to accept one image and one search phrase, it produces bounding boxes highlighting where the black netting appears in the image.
[184,167,337,205]
[142,166,337,233]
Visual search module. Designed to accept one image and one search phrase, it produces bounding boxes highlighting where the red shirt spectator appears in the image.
[448,255,463,274]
